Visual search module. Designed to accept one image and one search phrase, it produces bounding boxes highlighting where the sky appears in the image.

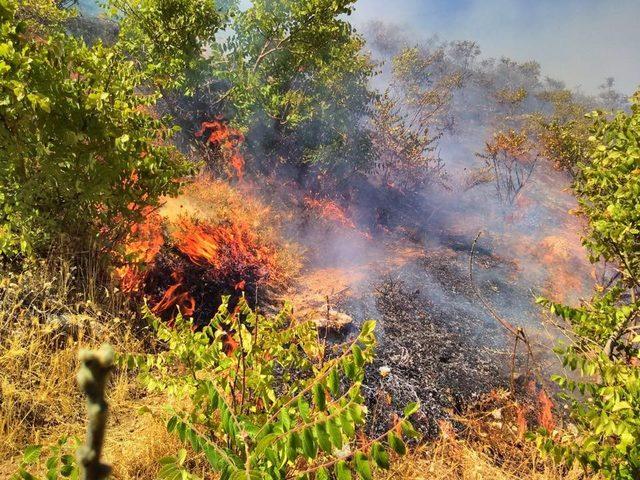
[352,0,640,95]
[78,0,639,95]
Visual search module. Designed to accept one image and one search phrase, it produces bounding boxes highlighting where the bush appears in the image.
[537,91,640,479]
[0,0,192,257]
[124,297,419,479]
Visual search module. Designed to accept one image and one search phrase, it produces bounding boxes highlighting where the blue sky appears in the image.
[352,0,640,94]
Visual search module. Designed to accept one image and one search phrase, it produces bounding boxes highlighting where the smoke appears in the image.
[352,0,640,95]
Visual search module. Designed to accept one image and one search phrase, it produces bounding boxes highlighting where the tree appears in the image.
[0,0,192,256]
[370,91,443,191]
[208,0,375,174]
[108,0,224,92]
[537,91,640,479]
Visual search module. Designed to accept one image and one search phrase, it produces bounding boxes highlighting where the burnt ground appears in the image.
[333,232,538,438]
[267,171,565,438]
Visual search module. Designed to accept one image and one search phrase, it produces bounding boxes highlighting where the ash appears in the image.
[333,238,521,438]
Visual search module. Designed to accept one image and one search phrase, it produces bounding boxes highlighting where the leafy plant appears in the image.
[107,0,224,92]
[206,0,375,174]
[0,0,192,256]
[124,296,419,479]
[536,91,640,479]
[11,438,81,480]
[475,129,539,204]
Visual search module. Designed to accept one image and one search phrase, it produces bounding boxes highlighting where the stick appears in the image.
[468,231,549,389]
[77,344,114,480]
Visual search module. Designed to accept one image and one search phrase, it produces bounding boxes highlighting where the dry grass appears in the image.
[0,257,179,479]
[383,440,581,480]
[382,390,598,480]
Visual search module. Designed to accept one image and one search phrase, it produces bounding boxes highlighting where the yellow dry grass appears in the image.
[382,391,599,480]
[383,439,585,480]
[0,257,179,479]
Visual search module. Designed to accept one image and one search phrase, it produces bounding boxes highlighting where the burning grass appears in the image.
[303,196,357,230]
[117,175,301,321]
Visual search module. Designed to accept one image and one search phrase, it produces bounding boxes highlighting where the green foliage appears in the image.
[123,297,419,479]
[15,0,74,32]
[11,437,80,480]
[577,94,640,285]
[0,0,192,256]
[208,0,374,171]
[535,119,589,174]
[107,0,224,92]
[370,91,442,191]
[537,91,640,479]
[529,88,592,174]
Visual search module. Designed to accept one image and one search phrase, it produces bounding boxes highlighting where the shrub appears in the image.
[10,437,80,480]
[475,130,539,204]
[0,0,192,257]
[123,297,419,479]
[536,91,640,479]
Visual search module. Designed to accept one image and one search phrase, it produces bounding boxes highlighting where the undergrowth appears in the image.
[0,256,180,479]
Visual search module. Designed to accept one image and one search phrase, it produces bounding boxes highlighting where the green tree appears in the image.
[528,88,592,175]
[209,0,375,173]
[537,91,640,479]
[108,0,224,92]
[0,0,192,256]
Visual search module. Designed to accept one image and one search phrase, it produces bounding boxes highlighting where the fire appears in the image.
[303,196,357,230]
[196,118,246,181]
[150,271,195,318]
[115,176,299,321]
[172,216,279,289]
[115,207,164,293]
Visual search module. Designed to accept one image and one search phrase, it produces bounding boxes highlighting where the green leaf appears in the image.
[287,432,301,460]
[313,383,327,411]
[302,427,317,459]
[403,402,420,417]
[400,420,420,440]
[316,466,330,480]
[328,368,340,396]
[612,401,632,412]
[371,442,390,470]
[327,418,343,449]
[388,432,406,455]
[203,445,222,469]
[340,410,355,437]
[335,460,352,480]
[167,416,178,433]
[22,445,42,465]
[352,345,364,368]
[19,470,38,480]
[315,423,332,453]
[354,452,372,480]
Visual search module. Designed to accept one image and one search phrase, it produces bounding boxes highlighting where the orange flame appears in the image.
[537,389,556,432]
[150,271,196,318]
[115,207,164,293]
[196,118,245,181]
[303,196,357,230]
[172,217,278,286]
